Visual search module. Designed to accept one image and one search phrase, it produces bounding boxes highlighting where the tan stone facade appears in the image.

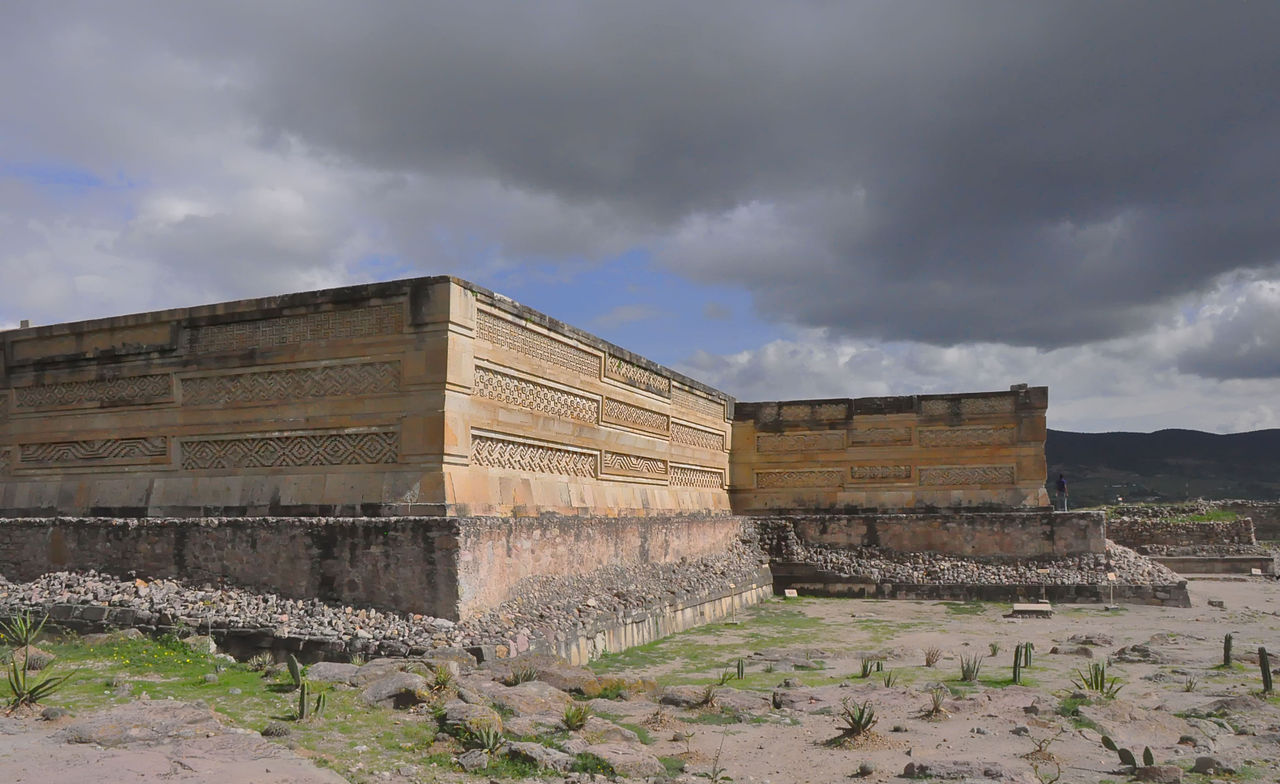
[0,277,731,517]
[730,390,1051,513]
[0,276,1047,518]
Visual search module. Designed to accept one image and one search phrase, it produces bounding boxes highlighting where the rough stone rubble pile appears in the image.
[791,541,1182,586]
[0,541,767,656]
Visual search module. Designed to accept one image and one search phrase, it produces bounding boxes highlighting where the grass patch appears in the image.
[660,756,686,776]
[1057,694,1099,730]
[571,753,618,776]
[684,709,743,725]
[940,601,988,616]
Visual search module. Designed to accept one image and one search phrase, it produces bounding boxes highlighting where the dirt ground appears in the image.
[2,577,1278,783]
[584,577,1280,784]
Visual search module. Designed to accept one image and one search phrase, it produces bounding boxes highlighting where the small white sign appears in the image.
[1251,568,1263,576]
[783,588,799,598]
[1036,568,1050,574]
[1107,572,1117,581]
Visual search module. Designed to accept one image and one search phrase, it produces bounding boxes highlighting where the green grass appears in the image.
[940,601,988,616]
[660,756,686,776]
[1171,509,1238,523]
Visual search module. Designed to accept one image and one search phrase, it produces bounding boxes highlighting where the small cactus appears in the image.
[1261,647,1273,693]
[1223,633,1233,667]
[297,681,310,721]
[314,690,327,718]
[1100,735,1151,769]
[1022,642,1033,667]
[1012,644,1023,684]
[286,654,303,691]
[736,658,745,680]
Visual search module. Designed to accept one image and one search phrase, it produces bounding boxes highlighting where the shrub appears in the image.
[959,654,984,683]
[924,647,943,668]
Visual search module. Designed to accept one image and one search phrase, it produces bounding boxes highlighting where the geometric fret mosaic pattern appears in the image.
[191,305,403,354]
[20,437,168,466]
[921,397,1016,416]
[602,450,669,478]
[476,310,601,378]
[602,397,670,436]
[180,431,398,470]
[918,465,1016,486]
[670,464,724,488]
[756,431,844,452]
[918,426,1015,447]
[671,386,725,420]
[605,355,671,396]
[850,465,913,482]
[15,374,172,410]
[670,421,726,451]
[756,469,844,488]
[473,366,599,423]
[471,434,597,478]
[182,362,401,406]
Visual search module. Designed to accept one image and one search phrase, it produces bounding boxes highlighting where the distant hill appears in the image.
[1046,428,1280,508]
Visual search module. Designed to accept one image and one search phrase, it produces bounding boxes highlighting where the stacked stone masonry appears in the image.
[0,275,1071,620]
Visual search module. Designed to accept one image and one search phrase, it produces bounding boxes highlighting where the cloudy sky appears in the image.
[3,2,1278,433]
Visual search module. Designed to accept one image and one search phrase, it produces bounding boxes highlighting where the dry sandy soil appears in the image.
[2,577,1278,784]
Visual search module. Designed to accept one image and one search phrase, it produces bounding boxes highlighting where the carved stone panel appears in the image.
[756,431,844,453]
[471,433,597,477]
[918,465,1016,486]
[602,397,670,436]
[671,421,726,451]
[192,305,403,353]
[847,427,913,446]
[850,465,913,482]
[601,450,669,479]
[918,426,1015,447]
[756,469,843,488]
[922,397,1016,417]
[476,310,601,377]
[474,366,598,423]
[182,362,400,406]
[181,431,398,470]
[16,375,172,410]
[605,355,671,397]
[671,465,725,488]
[671,386,725,420]
[20,437,168,467]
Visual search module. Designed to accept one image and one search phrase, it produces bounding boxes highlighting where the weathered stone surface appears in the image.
[476,680,573,717]
[902,760,1016,780]
[306,662,360,684]
[659,685,710,708]
[457,749,490,772]
[58,701,221,747]
[1135,764,1182,783]
[442,701,502,734]
[580,716,639,744]
[1191,755,1236,774]
[582,742,665,777]
[359,671,429,708]
[506,741,575,772]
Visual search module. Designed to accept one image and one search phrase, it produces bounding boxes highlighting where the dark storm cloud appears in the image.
[6,1,1280,362]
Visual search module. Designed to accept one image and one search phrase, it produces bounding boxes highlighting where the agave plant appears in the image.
[836,698,878,737]
[562,702,591,731]
[1073,662,1123,698]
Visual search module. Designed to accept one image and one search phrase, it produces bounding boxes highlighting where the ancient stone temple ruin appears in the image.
[1,276,1133,654]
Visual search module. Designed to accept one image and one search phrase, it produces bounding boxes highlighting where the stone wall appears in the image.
[730,387,1050,513]
[0,277,733,518]
[0,517,462,617]
[1107,517,1257,549]
[454,514,750,617]
[757,511,1105,559]
[1220,501,1280,540]
[0,513,753,620]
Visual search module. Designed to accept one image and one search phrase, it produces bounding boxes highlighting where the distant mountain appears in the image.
[1045,428,1280,508]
